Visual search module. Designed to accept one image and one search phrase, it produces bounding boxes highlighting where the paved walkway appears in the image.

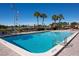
[0,42,20,56]
[58,33,79,56]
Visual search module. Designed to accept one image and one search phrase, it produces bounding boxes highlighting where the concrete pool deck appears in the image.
[0,42,20,56]
[0,30,79,56]
[58,32,79,56]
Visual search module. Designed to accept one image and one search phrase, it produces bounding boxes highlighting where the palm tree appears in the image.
[58,14,64,29]
[58,14,64,23]
[34,12,40,26]
[52,15,59,23]
[40,13,47,27]
[52,15,59,30]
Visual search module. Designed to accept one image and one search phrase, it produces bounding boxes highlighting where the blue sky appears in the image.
[0,3,79,26]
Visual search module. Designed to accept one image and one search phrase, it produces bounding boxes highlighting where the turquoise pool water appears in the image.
[3,31,72,53]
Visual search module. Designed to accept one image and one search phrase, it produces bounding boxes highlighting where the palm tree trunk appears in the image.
[37,17,39,26]
[59,19,61,23]
[42,18,45,30]
[37,17,39,30]
[54,20,56,30]
[42,18,44,27]
[59,19,61,30]
[54,20,56,26]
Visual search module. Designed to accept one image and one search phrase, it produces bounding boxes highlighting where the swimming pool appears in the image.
[2,31,73,53]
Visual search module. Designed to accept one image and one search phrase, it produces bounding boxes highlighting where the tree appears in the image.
[52,15,59,29]
[58,14,64,29]
[58,14,64,23]
[71,22,78,29]
[40,13,47,27]
[34,12,40,26]
[52,15,59,23]
[71,22,78,25]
